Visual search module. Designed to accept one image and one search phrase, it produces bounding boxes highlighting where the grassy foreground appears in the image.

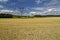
[0,17,60,40]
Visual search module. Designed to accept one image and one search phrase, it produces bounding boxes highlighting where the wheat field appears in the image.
[0,17,60,40]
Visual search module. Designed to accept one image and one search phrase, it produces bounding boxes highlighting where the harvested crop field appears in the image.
[0,17,60,40]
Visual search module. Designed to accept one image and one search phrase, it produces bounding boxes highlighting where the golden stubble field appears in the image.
[0,17,60,40]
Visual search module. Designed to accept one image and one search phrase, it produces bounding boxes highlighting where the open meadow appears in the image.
[0,17,60,40]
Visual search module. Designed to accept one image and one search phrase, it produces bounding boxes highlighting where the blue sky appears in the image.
[0,0,56,8]
[0,0,60,15]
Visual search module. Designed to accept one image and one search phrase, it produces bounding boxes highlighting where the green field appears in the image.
[0,17,60,40]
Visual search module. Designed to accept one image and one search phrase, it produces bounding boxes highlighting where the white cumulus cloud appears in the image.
[35,0,41,4]
[28,7,60,16]
[48,9,53,12]
[0,10,14,12]
[0,0,8,2]
[31,7,44,10]
[0,9,21,15]
[44,0,59,7]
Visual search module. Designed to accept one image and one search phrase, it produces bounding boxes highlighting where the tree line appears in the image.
[0,13,60,18]
[0,13,33,18]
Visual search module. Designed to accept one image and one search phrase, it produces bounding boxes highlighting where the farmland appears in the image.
[0,17,60,40]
